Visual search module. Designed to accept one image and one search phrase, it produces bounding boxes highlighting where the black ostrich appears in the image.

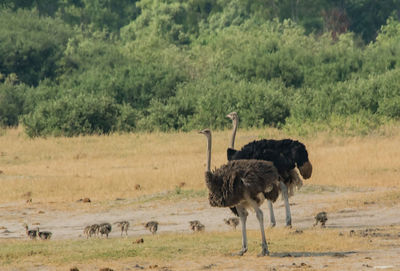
[226,112,313,227]
[200,128,280,256]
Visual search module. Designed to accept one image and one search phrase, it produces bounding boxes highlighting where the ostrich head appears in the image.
[291,141,312,179]
[226,111,238,122]
[199,128,212,172]
[226,111,239,151]
[199,128,211,136]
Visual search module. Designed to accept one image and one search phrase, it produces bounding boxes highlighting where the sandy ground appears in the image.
[1,188,400,270]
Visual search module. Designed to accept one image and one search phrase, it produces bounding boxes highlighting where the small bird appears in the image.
[145,221,158,235]
[99,223,112,238]
[83,225,91,238]
[89,224,100,237]
[114,221,129,237]
[24,224,37,239]
[224,217,240,230]
[189,220,205,232]
[37,227,52,240]
[134,238,144,244]
[314,212,328,227]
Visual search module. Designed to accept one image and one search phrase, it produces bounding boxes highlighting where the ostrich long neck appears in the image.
[230,118,238,149]
[206,134,212,172]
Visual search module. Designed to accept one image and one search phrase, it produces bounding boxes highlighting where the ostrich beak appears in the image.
[226,112,235,119]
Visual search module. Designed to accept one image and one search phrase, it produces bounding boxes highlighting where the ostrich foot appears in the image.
[269,223,276,228]
[285,224,292,229]
[232,248,247,256]
[257,247,270,257]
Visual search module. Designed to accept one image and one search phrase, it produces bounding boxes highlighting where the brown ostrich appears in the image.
[226,111,312,227]
[199,128,280,256]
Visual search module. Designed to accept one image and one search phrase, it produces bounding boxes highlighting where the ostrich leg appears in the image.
[280,181,292,227]
[253,205,269,256]
[234,205,248,256]
[267,200,276,227]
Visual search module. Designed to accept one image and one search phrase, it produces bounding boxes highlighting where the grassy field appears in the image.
[1,125,400,204]
[2,226,394,270]
[1,126,400,270]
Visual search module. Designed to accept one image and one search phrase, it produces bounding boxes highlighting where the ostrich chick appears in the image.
[189,220,205,232]
[224,217,240,230]
[145,221,158,234]
[99,223,112,238]
[37,227,52,240]
[24,224,37,239]
[314,212,328,227]
[114,221,129,237]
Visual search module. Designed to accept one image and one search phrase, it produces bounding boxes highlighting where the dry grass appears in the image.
[1,125,400,204]
[1,226,393,269]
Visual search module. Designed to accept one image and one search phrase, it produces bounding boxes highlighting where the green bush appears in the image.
[1,2,400,136]
[22,94,121,137]
[0,75,28,127]
[0,9,72,86]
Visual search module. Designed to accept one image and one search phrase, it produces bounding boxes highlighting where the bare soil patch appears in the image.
[1,187,400,270]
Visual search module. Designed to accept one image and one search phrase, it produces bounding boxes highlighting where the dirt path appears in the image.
[1,189,400,240]
[1,189,400,270]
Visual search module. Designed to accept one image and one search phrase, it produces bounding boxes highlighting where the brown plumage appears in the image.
[314,212,328,227]
[200,128,280,256]
[99,223,112,238]
[224,217,239,230]
[83,225,92,238]
[90,224,100,237]
[37,227,52,240]
[189,220,205,232]
[145,221,158,234]
[114,221,129,237]
[205,161,279,208]
[24,224,37,239]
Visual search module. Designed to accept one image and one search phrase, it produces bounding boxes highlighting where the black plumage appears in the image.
[227,138,312,181]
[226,112,312,182]
[226,112,313,226]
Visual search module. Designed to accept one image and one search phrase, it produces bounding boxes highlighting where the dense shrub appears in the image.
[0,2,400,136]
[0,9,72,86]
[22,94,128,137]
[0,75,28,127]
